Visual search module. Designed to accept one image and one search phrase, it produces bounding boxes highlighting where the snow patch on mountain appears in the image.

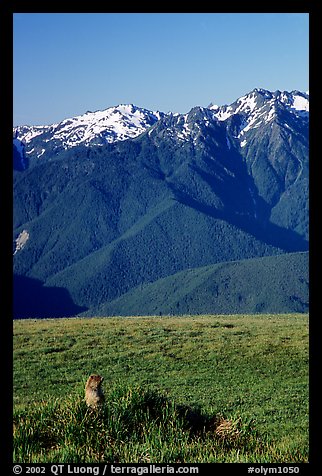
[49,104,163,147]
[292,94,309,111]
[25,127,46,142]
[13,230,29,255]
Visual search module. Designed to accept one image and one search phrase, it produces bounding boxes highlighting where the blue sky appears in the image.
[13,13,309,126]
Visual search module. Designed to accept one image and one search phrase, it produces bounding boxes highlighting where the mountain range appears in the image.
[13,88,309,318]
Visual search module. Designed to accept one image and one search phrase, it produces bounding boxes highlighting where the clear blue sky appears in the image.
[13,13,309,126]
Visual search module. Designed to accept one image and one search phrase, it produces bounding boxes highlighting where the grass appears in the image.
[13,313,309,463]
[13,384,264,463]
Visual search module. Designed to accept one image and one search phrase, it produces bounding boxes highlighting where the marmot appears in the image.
[85,374,105,409]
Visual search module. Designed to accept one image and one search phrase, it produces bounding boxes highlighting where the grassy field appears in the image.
[13,314,309,463]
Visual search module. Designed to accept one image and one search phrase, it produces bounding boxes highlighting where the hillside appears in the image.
[86,252,309,317]
[13,89,309,318]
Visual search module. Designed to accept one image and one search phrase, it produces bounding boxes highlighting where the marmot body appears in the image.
[85,375,105,408]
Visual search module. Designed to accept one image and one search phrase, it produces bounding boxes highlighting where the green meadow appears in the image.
[13,314,309,463]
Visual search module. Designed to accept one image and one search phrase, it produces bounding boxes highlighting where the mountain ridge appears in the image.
[13,88,308,159]
[85,251,309,317]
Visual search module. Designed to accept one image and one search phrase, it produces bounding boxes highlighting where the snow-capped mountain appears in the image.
[138,88,309,151]
[13,104,164,159]
[13,88,309,318]
[13,89,309,163]
[210,88,309,120]
[209,88,309,147]
[210,88,307,131]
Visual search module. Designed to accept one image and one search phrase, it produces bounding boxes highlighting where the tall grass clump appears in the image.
[14,384,266,463]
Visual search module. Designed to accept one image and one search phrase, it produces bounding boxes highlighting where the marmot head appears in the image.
[86,374,104,390]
